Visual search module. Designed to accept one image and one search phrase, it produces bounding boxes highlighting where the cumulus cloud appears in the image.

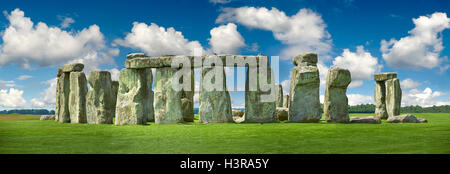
[209,23,245,54]
[16,75,32,80]
[380,12,449,70]
[0,88,27,108]
[0,9,118,70]
[114,22,204,56]
[400,78,421,89]
[30,78,56,108]
[347,94,373,106]
[216,7,332,60]
[332,46,381,88]
[402,87,450,107]
[60,17,75,28]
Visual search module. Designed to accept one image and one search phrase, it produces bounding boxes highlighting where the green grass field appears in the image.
[0,113,449,154]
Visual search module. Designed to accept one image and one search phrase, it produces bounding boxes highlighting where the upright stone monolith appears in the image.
[153,67,184,124]
[324,67,351,123]
[111,81,119,118]
[86,71,114,124]
[374,81,387,119]
[276,84,283,107]
[58,71,71,123]
[181,67,195,122]
[386,78,402,118]
[144,68,154,122]
[283,95,290,108]
[69,72,88,123]
[245,66,276,123]
[289,53,321,122]
[55,68,62,122]
[115,69,148,125]
[199,66,233,123]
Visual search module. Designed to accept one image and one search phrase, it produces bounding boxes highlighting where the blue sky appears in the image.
[0,0,449,110]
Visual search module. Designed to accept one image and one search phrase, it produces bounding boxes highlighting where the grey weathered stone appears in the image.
[233,115,245,123]
[57,72,71,123]
[385,78,402,118]
[111,81,119,118]
[127,53,147,59]
[144,68,154,122]
[62,63,84,72]
[181,67,194,122]
[349,116,381,124]
[288,66,321,122]
[69,72,88,123]
[374,81,388,119]
[324,67,351,123]
[115,69,148,125]
[153,67,184,124]
[232,110,244,117]
[245,67,276,122]
[55,68,62,122]
[293,53,318,67]
[387,114,426,123]
[418,118,428,123]
[276,84,283,107]
[40,115,55,120]
[199,67,233,123]
[86,71,114,124]
[374,72,397,81]
[275,107,289,121]
[283,95,290,108]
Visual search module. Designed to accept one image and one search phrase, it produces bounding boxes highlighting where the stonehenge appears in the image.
[324,67,351,123]
[374,73,402,119]
[288,53,321,122]
[54,52,415,126]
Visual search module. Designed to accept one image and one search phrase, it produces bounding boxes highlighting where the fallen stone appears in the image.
[385,78,402,118]
[115,69,148,125]
[293,53,318,66]
[276,84,283,107]
[374,72,397,81]
[40,115,55,120]
[153,67,184,124]
[283,95,290,108]
[233,116,245,123]
[69,72,88,123]
[62,63,84,72]
[387,114,426,123]
[324,67,351,123]
[275,107,289,121]
[349,116,381,124]
[232,110,244,117]
[86,71,114,124]
[199,67,233,123]
[418,118,428,123]
[374,81,388,119]
[288,65,321,122]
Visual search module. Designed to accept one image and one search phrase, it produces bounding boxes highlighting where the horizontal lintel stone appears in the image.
[374,72,397,81]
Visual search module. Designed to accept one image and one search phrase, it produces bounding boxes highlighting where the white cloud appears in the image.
[400,78,421,89]
[332,46,381,88]
[107,68,120,81]
[381,12,450,70]
[30,78,56,108]
[0,9,118,70]
[210,0,231,4]
[217,7,332,60]
[209,23,245,54]
[0,80,16,88]
[280,79,290,95]
[0,88,27,108]
[16,75,32,80]
[347,94,373,106]
[402,87,450,107]
[60,17,75,29]
[114,22,204,56]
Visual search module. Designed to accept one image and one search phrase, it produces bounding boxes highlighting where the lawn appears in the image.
[0,113,449,154]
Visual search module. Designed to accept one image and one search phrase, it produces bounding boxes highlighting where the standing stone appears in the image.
[69,72,88,123]
[245,67,276,122]
[86,71,114,124]
[115,69,148,125]
[374,81,387,119]
[181,67,195,122]
[276,84,283,107]
[199,67,233,123]
[283,95,290,108]
[55,68,62,122]
[324,67,351,123]
[289,65,321,122]
[385,78,402,118]
[58,72,71,123]
[144,68,155,122]
[153,67,184,124]
[111,81,119,118]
